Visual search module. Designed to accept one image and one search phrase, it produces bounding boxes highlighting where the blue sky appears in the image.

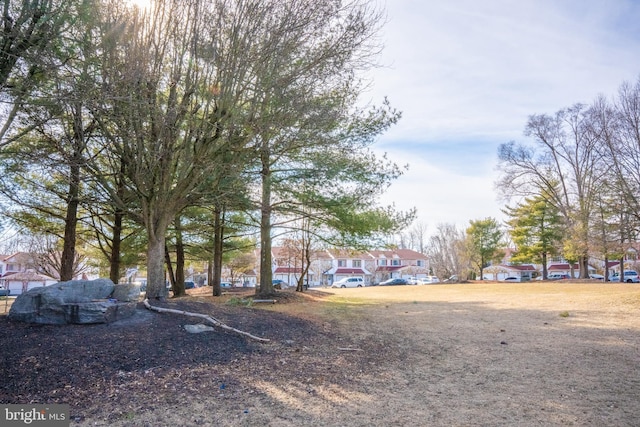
[366,0,640,233]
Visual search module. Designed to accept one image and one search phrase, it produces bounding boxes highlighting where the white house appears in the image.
[366,249,430,283]
[323,249,373,285]
[484,264,537,281]
[0,253,57,296]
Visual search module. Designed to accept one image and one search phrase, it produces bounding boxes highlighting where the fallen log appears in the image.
[143,299,270,342]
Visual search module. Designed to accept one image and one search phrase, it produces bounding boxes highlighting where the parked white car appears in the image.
[330,277,365,288]
[609,270,640,283]
[417,276,440,285]
[547,273,570,280]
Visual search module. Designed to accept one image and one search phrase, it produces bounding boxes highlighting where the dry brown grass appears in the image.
[3,281,640,426]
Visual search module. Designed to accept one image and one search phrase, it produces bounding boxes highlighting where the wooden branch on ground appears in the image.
[143,299,270,343]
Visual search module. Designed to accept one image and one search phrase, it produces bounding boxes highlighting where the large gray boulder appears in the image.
[8,278,139,325]
[111,282,141,302]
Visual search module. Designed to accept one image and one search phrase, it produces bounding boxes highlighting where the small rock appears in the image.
[183,324,216,333]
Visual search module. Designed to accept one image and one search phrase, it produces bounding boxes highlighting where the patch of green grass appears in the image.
[226,297,253,307]
[559,311,570,318]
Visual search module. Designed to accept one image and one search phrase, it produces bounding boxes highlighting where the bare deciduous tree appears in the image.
[426,223,467,280]
[497,104,605,278]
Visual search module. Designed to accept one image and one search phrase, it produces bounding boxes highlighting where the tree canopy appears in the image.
[0,0,409,297]
[466,217,503,280]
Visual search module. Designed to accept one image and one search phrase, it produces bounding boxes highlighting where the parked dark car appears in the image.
[184,281,196,289]
[378,278,408,286]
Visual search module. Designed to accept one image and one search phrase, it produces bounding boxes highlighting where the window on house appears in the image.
[379,259,387,266]
[338,259,346,267]
[417,260,424,267]
[353,260,361,267]
[391,259,401,266]
[6,264,15,271]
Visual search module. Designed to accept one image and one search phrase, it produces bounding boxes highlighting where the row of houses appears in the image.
[482,253,639,281]
[4,244,638,293]
[1,247,431,293]
[270,247,429,286]
[269,246,640,285]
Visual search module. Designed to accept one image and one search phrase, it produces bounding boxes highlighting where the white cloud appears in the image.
[374,147,505,232]
[367,0,640,234]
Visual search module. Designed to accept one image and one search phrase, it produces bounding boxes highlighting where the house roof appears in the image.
[367,249,428,260]
[507,264,537,271]
[548,263,595,271]
[324,249,366,259]
[2,252,34,263]
[606,261,627,268]
[376,265,405,272]
[274,267,300,274]
[334,268,367,275]
[1,271,55,282]
[549,263,578,270]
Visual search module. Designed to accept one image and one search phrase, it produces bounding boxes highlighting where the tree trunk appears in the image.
[60,154,80,281]
[579,255,589,279]
[109,161,126,284]
[207,259,213,290]
[109,209,123,284]
[541,252,548,280]
[173,215,186,297]
[297,230,311,292]
[146,231,168,300]
[164,245,176,290]
[212,207,223,297]
[258,162,275,297]
[618,256,625,282]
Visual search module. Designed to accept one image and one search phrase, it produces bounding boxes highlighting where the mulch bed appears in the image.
[0,289,374,423]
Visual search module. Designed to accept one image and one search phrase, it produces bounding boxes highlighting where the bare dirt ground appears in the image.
[2,281,640,426]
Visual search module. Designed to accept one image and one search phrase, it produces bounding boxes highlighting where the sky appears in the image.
[365,0,640,235]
